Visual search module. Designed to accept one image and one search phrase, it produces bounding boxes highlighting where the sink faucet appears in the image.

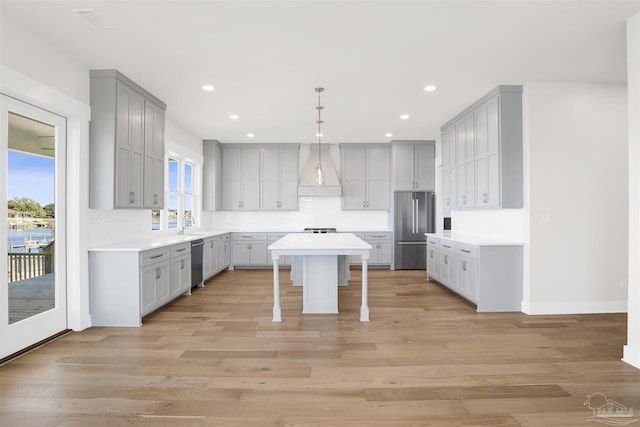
[178,213,195,235]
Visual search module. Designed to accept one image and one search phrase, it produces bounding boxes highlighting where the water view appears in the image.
[7,228,54,253]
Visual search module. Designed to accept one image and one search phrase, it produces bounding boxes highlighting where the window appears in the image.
[152,155,198,230]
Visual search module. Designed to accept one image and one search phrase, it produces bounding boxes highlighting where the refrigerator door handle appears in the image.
[413,199,420,234]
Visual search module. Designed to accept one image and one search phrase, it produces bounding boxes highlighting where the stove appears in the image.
[304,227,337,234]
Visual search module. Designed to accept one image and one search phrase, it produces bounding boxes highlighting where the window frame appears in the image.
[152,151,201,231]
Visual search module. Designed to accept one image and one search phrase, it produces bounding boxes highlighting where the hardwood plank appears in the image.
[1,269,638,426]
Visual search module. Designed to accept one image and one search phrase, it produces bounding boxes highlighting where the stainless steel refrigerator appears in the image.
[394,191,434,269]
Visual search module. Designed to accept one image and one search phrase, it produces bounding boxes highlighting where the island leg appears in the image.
[273,258,282,322]
[360,258,369,322]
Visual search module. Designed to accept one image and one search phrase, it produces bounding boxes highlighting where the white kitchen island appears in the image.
[268,233,372,322]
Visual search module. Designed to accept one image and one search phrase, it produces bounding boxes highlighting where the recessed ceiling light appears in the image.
[400,114,410,120]
[229,114,239,120]
[385,133,393,138]
[247,133,255,138]
[202,85,215,92]
[424,85,437,92]
[316,133,323,137]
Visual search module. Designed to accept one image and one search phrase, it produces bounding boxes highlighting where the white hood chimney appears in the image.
[298,145,342,196]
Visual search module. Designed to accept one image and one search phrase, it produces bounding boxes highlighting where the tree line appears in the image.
[7,197,55,218]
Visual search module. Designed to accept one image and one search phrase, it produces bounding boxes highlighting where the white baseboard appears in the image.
[521,300,627,315]
[623,345,640,369]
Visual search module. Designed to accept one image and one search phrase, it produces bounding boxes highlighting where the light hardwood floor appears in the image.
[1,269,638,426]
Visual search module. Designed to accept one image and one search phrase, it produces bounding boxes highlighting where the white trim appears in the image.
[623,345,640,369]
[523,301,627,315]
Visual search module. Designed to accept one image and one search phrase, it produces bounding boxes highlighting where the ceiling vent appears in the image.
[73,9,113,29]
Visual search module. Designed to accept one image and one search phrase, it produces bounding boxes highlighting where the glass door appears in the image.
[1,95,67,359]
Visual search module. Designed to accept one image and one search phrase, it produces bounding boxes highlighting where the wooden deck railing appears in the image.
[7,253,53,282]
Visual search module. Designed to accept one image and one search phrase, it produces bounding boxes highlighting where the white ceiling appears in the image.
[2,1,638,144]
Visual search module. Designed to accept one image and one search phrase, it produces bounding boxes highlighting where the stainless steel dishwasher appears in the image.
[191,239,204,287]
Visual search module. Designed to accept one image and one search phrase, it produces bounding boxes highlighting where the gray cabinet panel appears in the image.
[340,144,390,210]
[440,85,522,209]
[90,70,166,209]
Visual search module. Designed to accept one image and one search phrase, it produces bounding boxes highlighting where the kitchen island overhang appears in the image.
[268,233,372,322]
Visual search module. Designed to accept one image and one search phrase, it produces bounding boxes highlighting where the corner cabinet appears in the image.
[89,241,192,327]
[392,141,435,191]
[340,144,390,210]
[440,85,523,209]
[89,69,166,209]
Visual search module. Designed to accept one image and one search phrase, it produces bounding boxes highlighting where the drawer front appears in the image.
[233,233,267,241]
[365,232,392,240]
[440,240,456,253]
[426,236,440,248]
[456,242,478,259]
[140,247,171,267]
[171,242,191,257]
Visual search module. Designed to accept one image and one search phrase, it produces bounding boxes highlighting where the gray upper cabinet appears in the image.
[143,100,165,209]
[221,145,260,210]
[202,140,222,211]
[90,70,166,209]
[260,145,299,210]
[340,144,390,210]
[392,141,435,191]
[440,85,523,209]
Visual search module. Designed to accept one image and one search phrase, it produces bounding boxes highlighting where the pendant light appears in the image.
[315,87,325,186]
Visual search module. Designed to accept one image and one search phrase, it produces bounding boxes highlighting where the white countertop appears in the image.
[268,233,372,258]
[89,230,230,252]
[425,232,524,246]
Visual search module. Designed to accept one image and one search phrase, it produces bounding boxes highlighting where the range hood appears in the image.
[298,145,342,196]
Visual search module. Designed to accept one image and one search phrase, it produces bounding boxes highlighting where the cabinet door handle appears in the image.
[483,193,488,204]
[460,249,471,254]
[176,248,186,252]
[150,254,164,260]
[462,260,467,272]
[180,260,185,269]
[155,267,161,279]
[462,195,467,205]
[443,244,452,249]
[153,194,158,205]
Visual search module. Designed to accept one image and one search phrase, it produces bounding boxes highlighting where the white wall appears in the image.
[624,13,640,369]
[522,82,628,314]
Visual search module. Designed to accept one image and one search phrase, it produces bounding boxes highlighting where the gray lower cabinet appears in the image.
[169,243,191,298]
[203,233,231,279]
[89,242,191,327]
[231,233,268,267]
[140,248,171,316]
[426,235,522,312]
[346,232,392,267]
[89,69,166,209]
